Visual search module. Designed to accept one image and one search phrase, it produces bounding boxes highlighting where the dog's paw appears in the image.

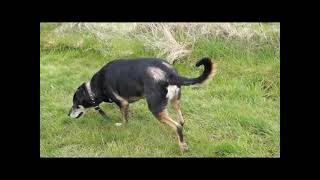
[179,142,189,151]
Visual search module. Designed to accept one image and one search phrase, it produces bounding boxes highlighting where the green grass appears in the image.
[40,24,280,157]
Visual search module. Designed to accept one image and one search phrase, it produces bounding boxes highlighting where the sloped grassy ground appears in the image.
[40,24,280,157]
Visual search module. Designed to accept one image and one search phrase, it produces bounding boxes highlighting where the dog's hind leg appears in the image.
[157,109,188,151]
[171,96,185,126]
[146,92,188,151]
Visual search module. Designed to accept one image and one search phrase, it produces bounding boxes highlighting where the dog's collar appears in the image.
[85,81,109,120]
[85,81,97,105]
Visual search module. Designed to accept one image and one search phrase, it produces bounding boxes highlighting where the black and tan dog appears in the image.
[68,57,216,151]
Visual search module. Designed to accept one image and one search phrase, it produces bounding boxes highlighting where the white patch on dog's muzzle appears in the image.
[69,105,85,118]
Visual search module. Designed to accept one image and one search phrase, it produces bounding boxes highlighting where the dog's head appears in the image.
[68,82,92,119]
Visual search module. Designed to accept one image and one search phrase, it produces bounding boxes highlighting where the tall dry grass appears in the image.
[50,23,280,63]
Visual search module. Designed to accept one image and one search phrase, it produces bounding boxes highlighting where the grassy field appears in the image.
[40,23,280,157]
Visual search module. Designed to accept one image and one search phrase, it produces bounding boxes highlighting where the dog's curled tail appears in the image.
[177,57,217,86]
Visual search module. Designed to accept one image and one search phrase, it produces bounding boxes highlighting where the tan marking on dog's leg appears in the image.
[112,91,127,102]
[112,90,129,123]
[158,109,188,151]
[171,96,185,126]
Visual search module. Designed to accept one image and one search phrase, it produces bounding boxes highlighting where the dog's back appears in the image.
[96,58,177,99]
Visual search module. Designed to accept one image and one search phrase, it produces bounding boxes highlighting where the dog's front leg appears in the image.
[120,102,129,123]
[114,100,129,124]
[111,91,130,124]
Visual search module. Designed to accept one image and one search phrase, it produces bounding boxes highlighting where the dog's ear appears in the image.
[81,82,89,95]
[75,83,87,103]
